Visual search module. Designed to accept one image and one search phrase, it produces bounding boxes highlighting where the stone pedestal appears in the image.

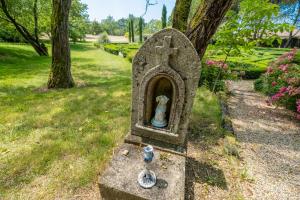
[99,28,200,199]
[99,143,185,200]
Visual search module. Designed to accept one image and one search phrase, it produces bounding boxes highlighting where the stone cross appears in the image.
[155,36,178,66]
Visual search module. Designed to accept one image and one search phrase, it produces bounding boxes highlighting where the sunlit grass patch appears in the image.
[190,87,223,143]
[188,87,247,198]
[0,42,131,199]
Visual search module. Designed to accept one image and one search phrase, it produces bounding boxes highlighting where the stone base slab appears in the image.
[125,134,186,155]
[99,143,185,200]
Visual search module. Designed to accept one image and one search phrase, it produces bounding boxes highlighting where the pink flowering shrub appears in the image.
[254,48,300,120]
[206,60,229,70]
[199,60,232,92]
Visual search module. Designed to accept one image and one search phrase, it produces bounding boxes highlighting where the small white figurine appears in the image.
[151,95,169,128]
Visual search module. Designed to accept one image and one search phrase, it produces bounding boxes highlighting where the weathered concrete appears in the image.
[131,28,201,145]
[124,134,186,155]
[99,143,185,200]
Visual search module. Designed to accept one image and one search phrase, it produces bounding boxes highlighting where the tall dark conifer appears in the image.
[162,4,167,29]
[139,17,143,43]
[131,18,135,42]
[128,19,132,43]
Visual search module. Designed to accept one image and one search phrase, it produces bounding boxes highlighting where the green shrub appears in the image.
[243,69,266,79]
[226,61,265,79]
[199,60,236,92]
[199,63,226,92]
[93,43,101,48]
[103,44,120,55]
[200,66,226,92]
[127,50,137,63]
[98,32,110,44]
[0,24,24,42]
[293,51,300,64]
[254,78,264,91]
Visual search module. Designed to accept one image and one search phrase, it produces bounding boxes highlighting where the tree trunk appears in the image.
[172,0,192,33]
[284,0,300,48]
[186,0,233,59]
[0,0,48,56]
[48,0,74,89]
[284,30,295,48]
[33,0,39,41]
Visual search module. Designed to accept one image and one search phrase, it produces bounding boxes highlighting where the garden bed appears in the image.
[103,43,140,62]
[206,47,291,79]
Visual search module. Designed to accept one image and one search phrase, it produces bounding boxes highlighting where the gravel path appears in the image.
[227,80,300,200]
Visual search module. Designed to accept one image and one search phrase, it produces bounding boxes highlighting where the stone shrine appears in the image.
[99,28,201,200]
[130,28,200,146]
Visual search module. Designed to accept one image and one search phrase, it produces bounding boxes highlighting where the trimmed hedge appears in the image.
[103,43,140,58]
[227,61,266,79]
[241,69,266,79]
[103,45,119,55]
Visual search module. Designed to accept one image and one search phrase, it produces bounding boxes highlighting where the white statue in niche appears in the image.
[151,95,169,128]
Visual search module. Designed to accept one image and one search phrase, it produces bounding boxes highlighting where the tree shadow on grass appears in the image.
[0,76,131,193]
[184,88,228,200]
[70,43,97,52]
[0,44,39,58]
[0,124,119,193]
[185,158,228,200]
[0,138,65,191]
[0,46,50,79]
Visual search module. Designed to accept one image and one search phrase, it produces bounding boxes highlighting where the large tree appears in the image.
[173,0,234,59]
[0,0,48,56]
[172,0,192,32]
[144,19,161,34]
[0,0,89,54]
[186,0,234,59]
[69,0,89,43]
[48,0,74,88]
[279,0,300,47]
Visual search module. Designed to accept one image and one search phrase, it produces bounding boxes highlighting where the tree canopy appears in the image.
[0,0,89,44]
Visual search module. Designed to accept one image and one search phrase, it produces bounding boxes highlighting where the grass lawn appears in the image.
[0,42,245,199]
[0,42,131,199]
[188,90,247,199]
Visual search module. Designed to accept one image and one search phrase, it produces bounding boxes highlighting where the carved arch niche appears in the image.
[137,66,185,134]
